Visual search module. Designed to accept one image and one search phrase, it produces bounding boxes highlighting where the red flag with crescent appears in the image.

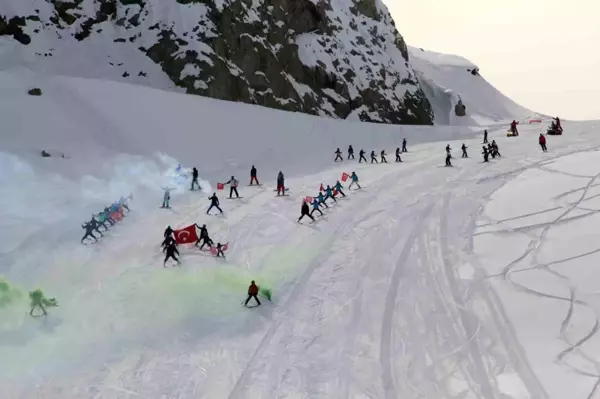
[174,224,198,244]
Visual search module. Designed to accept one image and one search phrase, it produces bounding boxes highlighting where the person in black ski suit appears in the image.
[194,224,209,247]
[81,219,101,243]
[370,150,378,163]
[298,200,315,223]
[164,241,180,267]
[482,146,489,162]
[483,130,488,144]
[226,176,239,198]
[191,167,201,191]
[380,149,388,163]
[395,148,402,162]
[491,140,501,157]
[215,242,225,257]
[162,234,175,252]
[164,225,174,238]
[334,148,343,162]
[347,145,354,160]
[277,171,285,196]
[250,165,259,185]
[488,143,495,159]
[445,145,452,167]
[359,149,367,163]
[402,138,408,152]
[207,193,223,214]
[461,143,468,158]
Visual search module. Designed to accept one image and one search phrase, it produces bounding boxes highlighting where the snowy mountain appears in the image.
[0,0,434,124]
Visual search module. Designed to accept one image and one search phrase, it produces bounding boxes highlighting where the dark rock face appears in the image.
[0,0,433,124]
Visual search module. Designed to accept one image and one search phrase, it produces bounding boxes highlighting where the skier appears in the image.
[277,171,285,196]
[311,197,324,216]
[163,241,180,267]
[324,185,337,203]
[488,143,495,159]
[347,145,355,160]
[380,149,388,163]
[461,143,468,158]
[191,167,201,191]
[226,176,239,198]
[539,133,547,152]
[215,242,225,257]
[359,149,367,163]
[245,280,261,307]
[164,225,174,238]
[395,147,402,162]
[207,193,223,214]
[510,120,519,136]
[102,207,115,226]
[370,150,378,163]
[334,148,343,162]
[250,165,259,186]
[491,140,501,157]
[334,181,346,197]
[161,234,176,252]
[445,145,452,167]
[298,200,315,223]
[348,172,361,190]
[482,146,489,162]
[402,138,408,153]
[94,212,110,231]
[81,220,100,243]
[119,196,130,213]
[194,224,209,247]
[161,188,171,209]
[317,191,329,208]
[483,130,488,144]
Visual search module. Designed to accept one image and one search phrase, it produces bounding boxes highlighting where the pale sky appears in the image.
[388,0,600,120]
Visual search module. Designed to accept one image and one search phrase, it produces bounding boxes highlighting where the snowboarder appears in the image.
[334,148,343,162]
[161,188,171,208]
[163,241,180,267]
[311,197,324,216]
[324,185,337,203]
[245,281,261,307]
[491,140,501,157]
[277,171,286,196]
[370,150,378,163]
[81,220,100,243]
[380,149,388,163]
[347,145,355,160]
[250,165,259,186]
[395,147,402,162]
[334,181,346,197]
[348,172,361,189]
[402,138,407,153]
[445,145,452,167]
[461,143,468,158]
[207,193,223,214]
[359,149,367,163]
[482,146,489,162]
[215,242,225,257]
[191,167,201,191]
[298,200,315,223]
[226,176,239,198]
[539,134,547,152]
[483,130,488,144]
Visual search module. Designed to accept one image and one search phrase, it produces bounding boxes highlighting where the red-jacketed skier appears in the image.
[245,281,261,307]
[510,120,519,136]
[277,171,286,196]
[539,134,547,152]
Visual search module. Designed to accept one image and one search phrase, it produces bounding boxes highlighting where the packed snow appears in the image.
[1,46,600,399]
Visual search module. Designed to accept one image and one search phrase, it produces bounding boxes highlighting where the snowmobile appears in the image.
[546,123,563,135]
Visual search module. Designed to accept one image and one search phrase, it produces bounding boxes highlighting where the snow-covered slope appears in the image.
[0,0,433,124]
[409,46,538,126]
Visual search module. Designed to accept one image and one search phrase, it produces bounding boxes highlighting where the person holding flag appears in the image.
[226,176,240,198]
[324,185,337,203]
[348,172,361,189]
[334,181,346,197]
[311,197,324,217]
[298,200,315,223]
[317,191,328,208]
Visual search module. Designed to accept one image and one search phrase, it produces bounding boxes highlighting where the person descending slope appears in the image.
[491,140,501,157]
[163,241,180,267]
[215,242,225,258]
[250,165,259,186]
[482,146,489,162]
[461,143,468,158]
[245,281,261,307]
[359,149,367,163]
[324,185,337,203]
[164,225,174,238]
[277,171,285,196]
[370,150,378,163]
[311,197,324,216]
[539,133,547,152]
[402,138,408,153]
[161,188,171,209]
[395,148,402,162]
[334,181,346,197]
[162,234,175,252]
[81,219,102,244]
[483,129,488,144]
[445,145,452,167]
[298,200,315,223]
[191,167,201,191]
[226,176,239,198]
[347,145,354,160]
[317,191,329,208]
[380,149,388,163]
[334,148,343,162]
[207,193,223,214]
[194,224,209,248]
[348,172,361,189]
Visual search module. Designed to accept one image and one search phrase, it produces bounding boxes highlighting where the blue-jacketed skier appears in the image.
[348,172,361,189]
[334,181,346,197]
[311,197,324,216]
[324,185,337,203]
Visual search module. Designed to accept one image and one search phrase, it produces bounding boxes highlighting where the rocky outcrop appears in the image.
[0,0,433,124]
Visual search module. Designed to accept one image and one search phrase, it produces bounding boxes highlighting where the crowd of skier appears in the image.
[81,195,131,244]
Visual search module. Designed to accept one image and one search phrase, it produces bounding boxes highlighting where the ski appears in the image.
[226,197,244,200]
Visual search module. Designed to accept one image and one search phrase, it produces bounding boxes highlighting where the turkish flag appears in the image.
[304,196,313,203]
[217,183,224,190]
[341,173,350,182]
[319,183,324,192]
[174,225,198,244]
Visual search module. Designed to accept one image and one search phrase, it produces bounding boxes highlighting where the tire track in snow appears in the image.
[379,202,434,399]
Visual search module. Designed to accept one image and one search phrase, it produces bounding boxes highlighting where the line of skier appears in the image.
[298,172,361,223]
[81,196,131,244]
[334,140,408,164]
